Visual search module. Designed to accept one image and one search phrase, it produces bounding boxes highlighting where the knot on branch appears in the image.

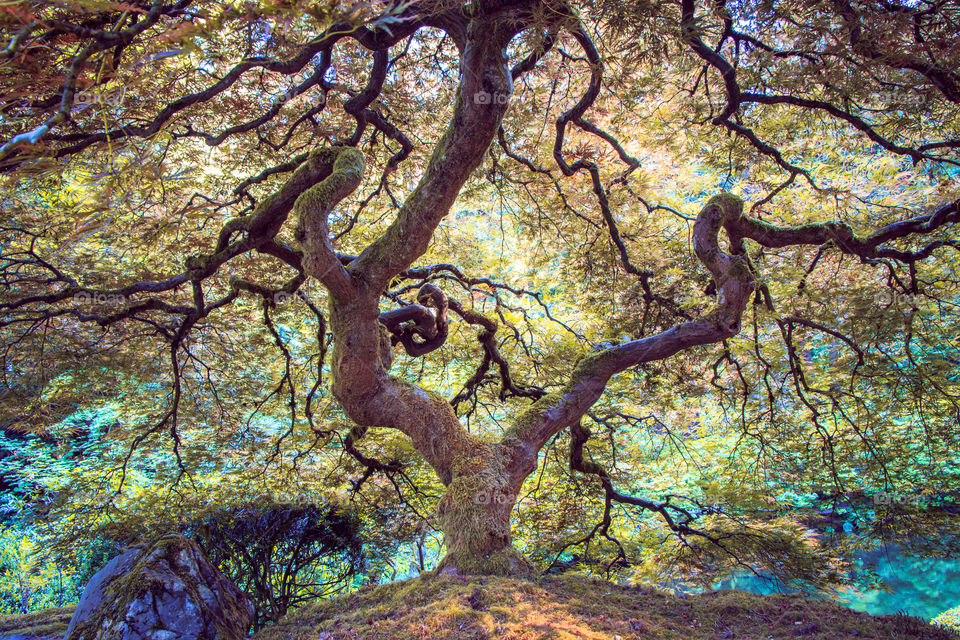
[825,221,855,251]
[379,283,450,357]
[692,193,753,337]
[569,422,605,477]
[184,254,211,278]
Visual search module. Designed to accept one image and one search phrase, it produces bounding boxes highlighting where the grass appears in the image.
[254,574,960,640]
[0,605,75,639]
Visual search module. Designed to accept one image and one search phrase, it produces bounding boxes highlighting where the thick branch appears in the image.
[292,147,365,299]
[325,8,532,482]
[505,193,754,454]
[506,190,960,459]
[348,15,520,290]
[379,284,450,357]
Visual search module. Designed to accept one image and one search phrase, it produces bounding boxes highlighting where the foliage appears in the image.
[935,604,960,634]
[0,527,78,615]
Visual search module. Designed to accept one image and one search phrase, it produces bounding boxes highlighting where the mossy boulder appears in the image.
[64,534,254,640]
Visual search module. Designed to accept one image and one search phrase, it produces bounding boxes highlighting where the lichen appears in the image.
[184,254,212,274]
[503,391,562,442]
[504,348,622,445]
[432,440,537,578]
[435,546,534,579]
[0,606,75,640]
[292,146,366,262]
[571,346,624,380]
[725,255,754,286]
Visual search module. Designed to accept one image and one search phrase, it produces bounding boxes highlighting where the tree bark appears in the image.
[281,5,801,578]
[435,439,536,577]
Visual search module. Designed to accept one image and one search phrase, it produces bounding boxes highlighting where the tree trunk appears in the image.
[324,296,536,576]
[435,441,535,578]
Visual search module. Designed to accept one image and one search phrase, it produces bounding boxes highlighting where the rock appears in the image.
[64,534,255,640]
[65,544,145,636]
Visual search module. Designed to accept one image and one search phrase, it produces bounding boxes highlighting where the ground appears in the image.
[2,576,958,640]
[0,606,75,640]
[253,574,960,640]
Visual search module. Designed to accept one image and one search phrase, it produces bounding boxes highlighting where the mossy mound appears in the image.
[254,574,960,640]
[0,605,76,639]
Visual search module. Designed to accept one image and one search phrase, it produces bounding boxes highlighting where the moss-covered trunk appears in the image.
[287,4,532,578]
[435,442,535,578]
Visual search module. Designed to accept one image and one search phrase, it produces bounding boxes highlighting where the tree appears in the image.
[0,0,958,581]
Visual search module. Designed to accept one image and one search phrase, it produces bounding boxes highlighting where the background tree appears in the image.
[0,0,958,583]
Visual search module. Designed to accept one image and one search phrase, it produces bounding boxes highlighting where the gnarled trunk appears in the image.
[327,301,538,576]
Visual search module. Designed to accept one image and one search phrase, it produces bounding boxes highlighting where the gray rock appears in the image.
[64,535,254,640]
[64,544,144,638]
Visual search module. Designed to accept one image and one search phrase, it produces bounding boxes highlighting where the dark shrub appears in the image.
[191,501,363,629]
